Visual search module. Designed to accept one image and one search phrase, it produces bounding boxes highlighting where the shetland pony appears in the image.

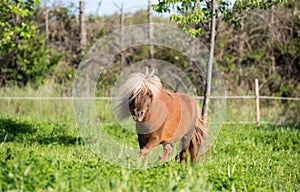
[116,68,206,163]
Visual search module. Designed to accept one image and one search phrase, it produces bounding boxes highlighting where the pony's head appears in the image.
[129,86,153,122]
[117,67,161,122]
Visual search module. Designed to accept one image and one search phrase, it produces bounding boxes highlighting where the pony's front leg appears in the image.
[139,148,150,160]
[139,136,160,160]
[160,143,172,162]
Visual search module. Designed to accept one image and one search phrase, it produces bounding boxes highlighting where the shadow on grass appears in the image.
[33,135,84,145]
[0,117,84,145]
[0,118,37,142]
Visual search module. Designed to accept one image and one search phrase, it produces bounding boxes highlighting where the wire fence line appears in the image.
[1,95,298,125]
[0,96,299,100]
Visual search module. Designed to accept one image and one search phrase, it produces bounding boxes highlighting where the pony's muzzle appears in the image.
[134,117,144,122]
[132,111,145,122]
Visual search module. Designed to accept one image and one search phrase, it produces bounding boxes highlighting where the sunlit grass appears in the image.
[0,115,299,191]
[0,84,299,191]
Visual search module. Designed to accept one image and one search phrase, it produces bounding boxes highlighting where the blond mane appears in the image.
[119,68,162,100]
[114,68,162,121]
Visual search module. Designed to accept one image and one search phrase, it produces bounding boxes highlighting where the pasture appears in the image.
[0,86,299,191]
[1,0,299,191]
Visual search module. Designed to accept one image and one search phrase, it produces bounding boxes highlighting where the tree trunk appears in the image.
[201,0,216,128]
[79,0,86,47]
[148,0,154,60]
[120,4,125,65]
[44,0,49,44]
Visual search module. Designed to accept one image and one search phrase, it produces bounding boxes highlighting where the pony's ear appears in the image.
[145,67,155,77]
[149,68,155,76]
[145,67,149,76]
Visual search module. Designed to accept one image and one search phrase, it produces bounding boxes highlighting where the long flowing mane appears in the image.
[120,68,161,100]
[114,68,162,121]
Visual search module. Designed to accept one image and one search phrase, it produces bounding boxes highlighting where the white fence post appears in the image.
[255,79,260,126]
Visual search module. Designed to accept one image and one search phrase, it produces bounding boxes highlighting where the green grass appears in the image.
[0,115,299,191]
[0,85,299,191]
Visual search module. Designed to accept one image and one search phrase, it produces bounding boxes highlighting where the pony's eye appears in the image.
[148,93,153,98]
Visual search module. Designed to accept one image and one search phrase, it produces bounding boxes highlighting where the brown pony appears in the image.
[116,68,206,163]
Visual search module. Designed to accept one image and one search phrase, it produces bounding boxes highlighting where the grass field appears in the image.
[0,85,299,191]
[1,115,299,191]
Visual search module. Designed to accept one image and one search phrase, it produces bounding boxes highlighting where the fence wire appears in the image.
[0,96,299,125]
[0,95,299,100]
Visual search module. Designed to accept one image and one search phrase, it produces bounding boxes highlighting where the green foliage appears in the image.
[0,0,62,87]
[220,55,235,72]
[154,0,288,36]
[0,33,62,87]
[227,0,288,28]
[0,0,40,50]
[0,0,298,97]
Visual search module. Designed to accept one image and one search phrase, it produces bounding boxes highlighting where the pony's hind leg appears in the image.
[179,147,188,164]
[189,135,198,163]
[175,141,189,164]
[160,143,172,162]
[177,136,191,163]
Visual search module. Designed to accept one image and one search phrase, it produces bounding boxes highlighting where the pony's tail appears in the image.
[189,116,207,163]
